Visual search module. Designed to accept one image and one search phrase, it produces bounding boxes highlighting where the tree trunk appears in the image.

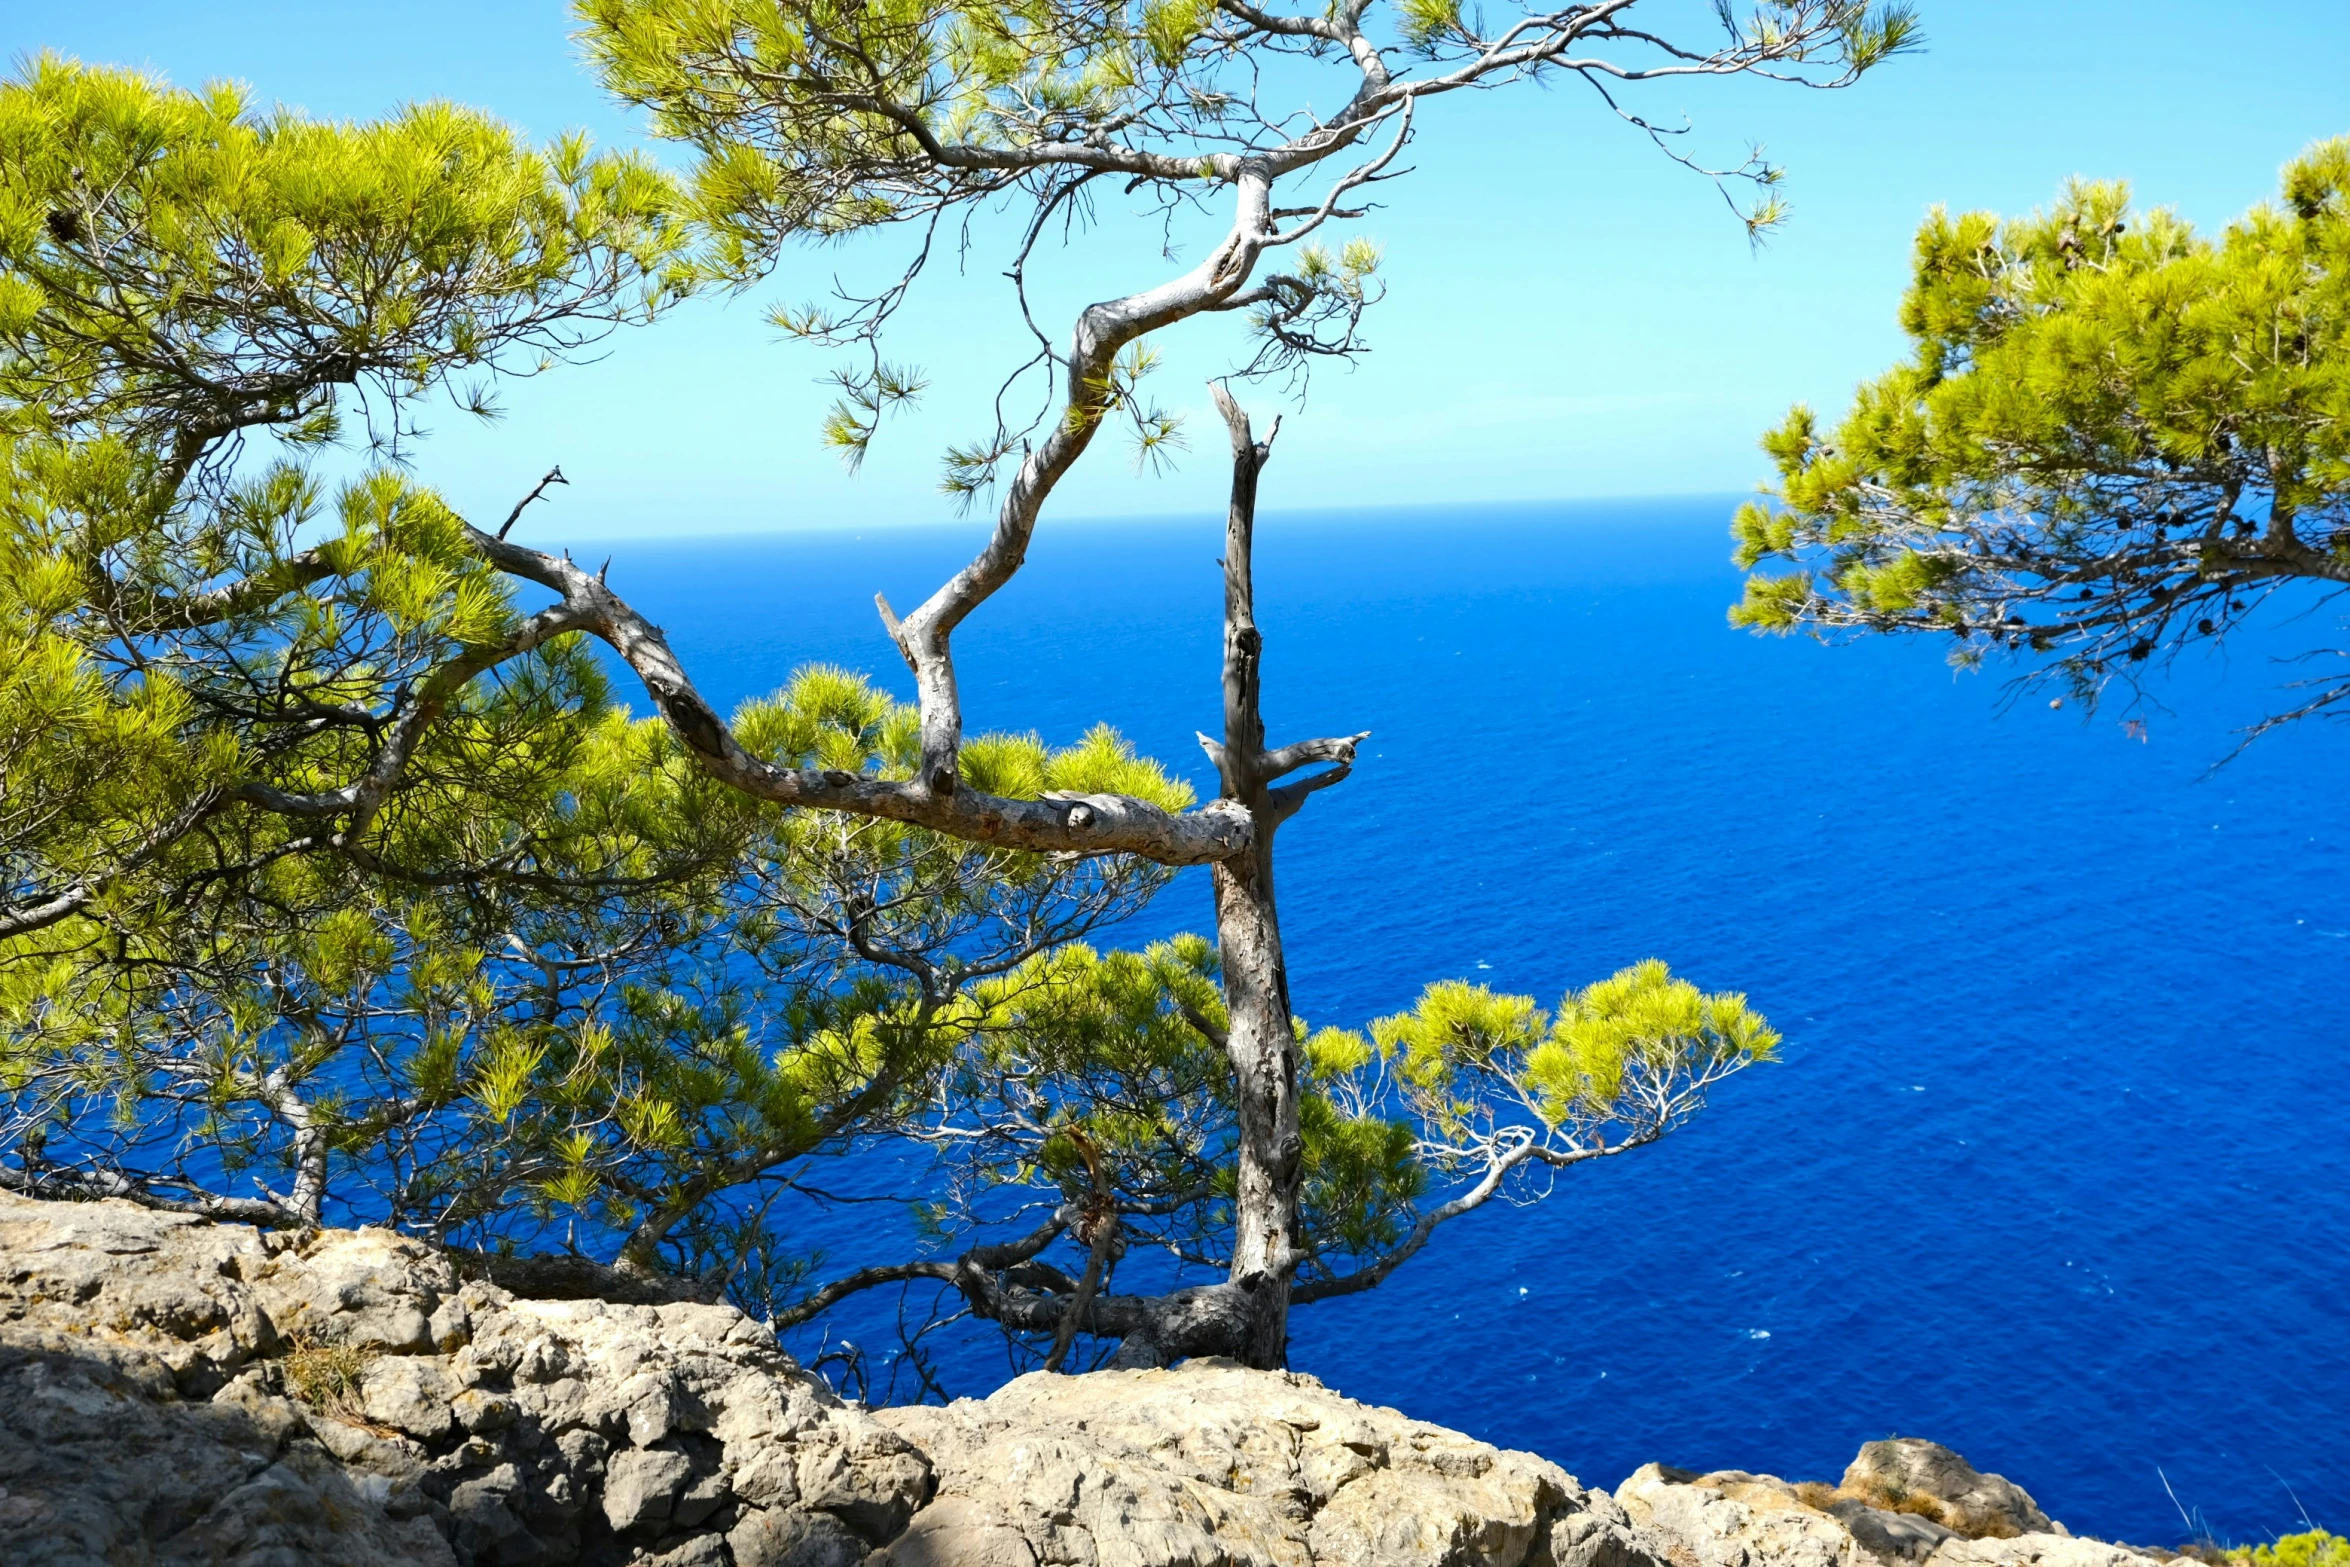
[1215,854,1299,1368]
[259,1068,328,1228]
[1208,386,1303,1371]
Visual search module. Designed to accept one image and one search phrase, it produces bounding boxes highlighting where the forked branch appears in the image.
[466,528,1253,863]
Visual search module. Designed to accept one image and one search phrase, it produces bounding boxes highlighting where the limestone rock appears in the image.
[0,1337,456,1567]
[1617,1449,2162,1567]
[1,1187,2146,1567]
[1618,1465,1872,1567]
[874,1358,1662,1567]
[0,1184,278,1395]
[253,1227,457,1353]
[1840,1442,2057,1540]
[1930,1539,2170,1567]
[363,1352,466,1440]
[0,1190,923,1567]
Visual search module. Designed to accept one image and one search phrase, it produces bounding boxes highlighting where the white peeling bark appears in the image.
[258,1067,329,1228]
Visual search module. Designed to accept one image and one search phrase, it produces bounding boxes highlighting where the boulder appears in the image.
[1619,1465,1884,1567]
[1617,1450,2161,1567]
[874,1358,1664,1567]
[1841,1442,2057,1540]
[0,1182,280,1395]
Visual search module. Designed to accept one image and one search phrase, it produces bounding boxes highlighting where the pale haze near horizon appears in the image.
[10,1,2350,540]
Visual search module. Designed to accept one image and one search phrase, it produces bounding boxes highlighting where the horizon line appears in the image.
[524,490,1757,548]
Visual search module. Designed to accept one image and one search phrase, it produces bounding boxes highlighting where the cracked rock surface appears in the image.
[0,1192,924,1566]
[7,1193,2160,1567]
[0,1192,1657,1567]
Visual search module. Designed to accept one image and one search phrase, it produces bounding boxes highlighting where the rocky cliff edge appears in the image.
[0,1193,2181,1567]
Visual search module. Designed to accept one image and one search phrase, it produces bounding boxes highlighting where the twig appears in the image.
[496,466,568,539]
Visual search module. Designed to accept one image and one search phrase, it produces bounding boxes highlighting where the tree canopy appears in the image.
[0,0,1903,1386]
[1734,137,2350,745]
[0,54,691,943]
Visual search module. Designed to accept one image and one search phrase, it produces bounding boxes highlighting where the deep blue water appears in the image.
[587,498,2349,1547]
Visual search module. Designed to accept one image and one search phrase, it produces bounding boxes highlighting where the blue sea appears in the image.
[594,498,2349,1547]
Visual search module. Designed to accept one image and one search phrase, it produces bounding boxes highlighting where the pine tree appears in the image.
[1736,138,2350,750]
[4,0,1910,1377]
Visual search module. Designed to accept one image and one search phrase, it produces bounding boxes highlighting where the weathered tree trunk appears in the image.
[1205,386,1306,1370]
[1216,835,1297,1372]
[259,1068,328,1228]
[745,391,1363,1376]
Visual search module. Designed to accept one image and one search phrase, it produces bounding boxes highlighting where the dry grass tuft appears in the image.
[1840,1478,1955,1527]
[1795,1480,1973,1533]
[281,1337,373,1418]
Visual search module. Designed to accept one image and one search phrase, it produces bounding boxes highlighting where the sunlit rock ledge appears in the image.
[0,1192,2178,1567]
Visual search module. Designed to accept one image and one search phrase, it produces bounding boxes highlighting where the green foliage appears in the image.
[1364,960,1777,1141]
[1544,961,1779,1112]
[3,618,1178,1254]
[952,935,1233,1202]
[1243,237,1388,379]
[0,57,1188,1281]
[0,53,697,972]
[2227,1534,2350,1567]
[1298,1026,1423,1260]
[0,55,689,449]
[0,29,1806,1370]
[578,0,1207,260]
[965,723,1193,809]
[1396,0,1466,53]
[1734,136,2350,733]
[905,949,1775,1297]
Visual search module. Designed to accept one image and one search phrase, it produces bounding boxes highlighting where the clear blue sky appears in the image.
[12,1,2350,536]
